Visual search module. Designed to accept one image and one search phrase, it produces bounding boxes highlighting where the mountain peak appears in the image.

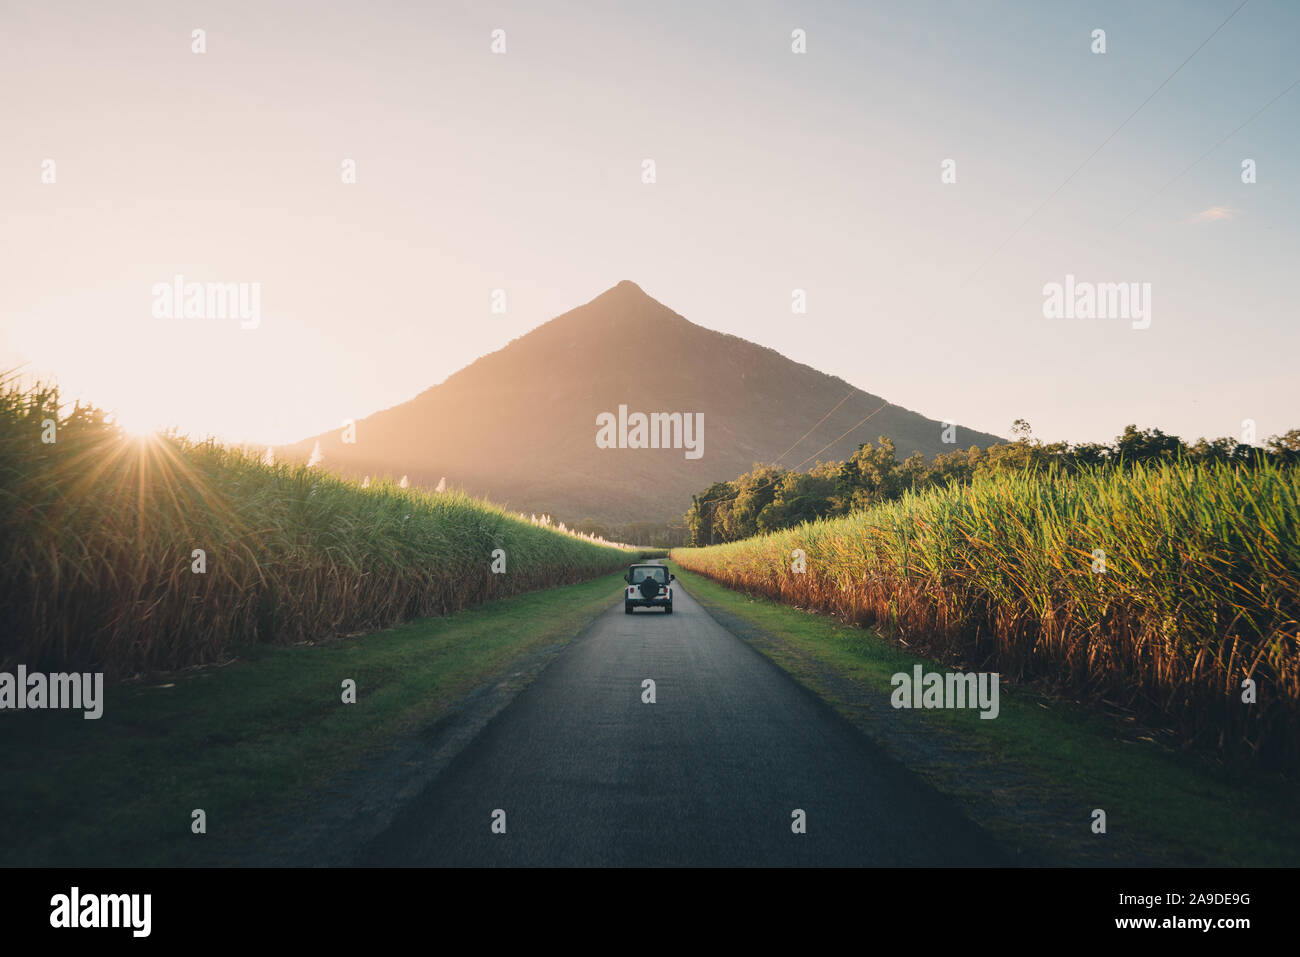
[285,284,1006,524]
[595,279,652,304]
[574,279,670,326]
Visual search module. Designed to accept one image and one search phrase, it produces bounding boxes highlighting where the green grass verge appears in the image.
[0,570,630,866]
[668,560,1300,867]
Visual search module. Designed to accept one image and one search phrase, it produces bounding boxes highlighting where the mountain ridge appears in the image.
[280,282,1005,523]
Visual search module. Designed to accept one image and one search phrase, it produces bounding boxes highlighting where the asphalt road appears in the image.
[359,571,1005,866]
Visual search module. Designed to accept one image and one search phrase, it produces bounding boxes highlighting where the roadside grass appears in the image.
[0,570,630,866]
[668,561,1300,866]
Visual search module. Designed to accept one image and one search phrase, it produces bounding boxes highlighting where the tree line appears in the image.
[685,421,1300,546]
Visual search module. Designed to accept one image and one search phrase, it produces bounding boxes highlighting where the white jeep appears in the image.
[624,564,674,614]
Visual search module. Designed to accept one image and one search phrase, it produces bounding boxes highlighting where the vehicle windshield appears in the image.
[630,566,668,584]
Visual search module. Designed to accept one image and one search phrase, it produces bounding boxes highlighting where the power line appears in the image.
[791,402,891,472]
[768,2,1256,472]
[694,0,1257,524]
[960,0,1253,287]
[1116,74,1299,227]
[773,388,857,465]
[691,401,894,513]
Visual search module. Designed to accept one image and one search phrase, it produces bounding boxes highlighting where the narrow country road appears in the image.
[359,569,1006,866]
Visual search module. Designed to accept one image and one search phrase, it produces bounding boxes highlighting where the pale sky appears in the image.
[2,0,1297,447]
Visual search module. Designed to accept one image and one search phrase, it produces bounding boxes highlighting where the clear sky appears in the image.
[2,0,1297,447]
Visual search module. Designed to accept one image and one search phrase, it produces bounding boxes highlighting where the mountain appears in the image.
[279,281,1005,524]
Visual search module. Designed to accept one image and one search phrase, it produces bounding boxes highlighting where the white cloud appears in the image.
[1188,204,1238,224]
